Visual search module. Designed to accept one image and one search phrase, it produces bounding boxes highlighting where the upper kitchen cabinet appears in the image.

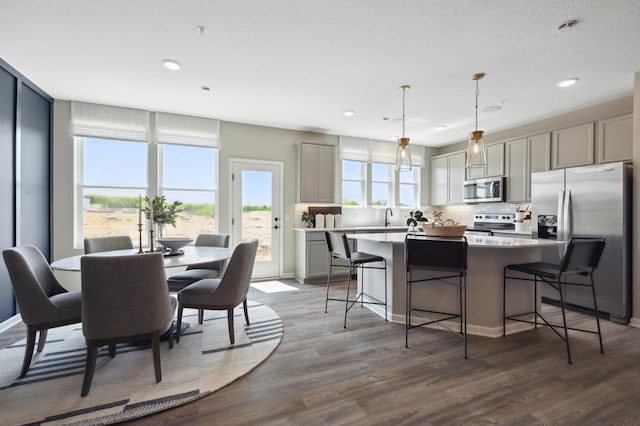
[431,151,465,205]
[505,133,550,202]
[297,142,336,203]
[596,114,632,164]
[466,143,504,179]
[551,122,594,169]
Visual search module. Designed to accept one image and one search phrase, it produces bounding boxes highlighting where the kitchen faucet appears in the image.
[384,208,393,227]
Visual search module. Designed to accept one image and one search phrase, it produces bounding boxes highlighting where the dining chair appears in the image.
[2,245,82,377]
[84,235,133,254]
[404,234,468,358]
[503,237,606,364]
[176,239,258,345]
[80,252,176,396]
[167,233,230,292]
[324,231,387,328]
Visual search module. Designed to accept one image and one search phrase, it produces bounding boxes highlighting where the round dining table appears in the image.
[51,246,234,292]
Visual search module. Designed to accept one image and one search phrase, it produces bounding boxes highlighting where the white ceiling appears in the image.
[1,0,639,147]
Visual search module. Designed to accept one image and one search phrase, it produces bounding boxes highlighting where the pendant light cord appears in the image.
[402,87,406,138]
[474,77,479,133]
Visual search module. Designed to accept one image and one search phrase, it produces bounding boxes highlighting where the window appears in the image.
[342,160,366,206]
[371,163,392,206]
[398,167,420,206]
[72,103,220,248]
[79,137,148,242]
[159,144,218,237]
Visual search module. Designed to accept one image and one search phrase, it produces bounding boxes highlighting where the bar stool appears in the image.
[503,237,606,364]
[404,234,468,358]
[324,231,387,328]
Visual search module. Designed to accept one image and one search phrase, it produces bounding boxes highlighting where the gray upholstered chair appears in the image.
[83,235,134,254]
[80,252,176,397]
[176,239,258,345]
[167,233,230,292]
[2,245,82,377]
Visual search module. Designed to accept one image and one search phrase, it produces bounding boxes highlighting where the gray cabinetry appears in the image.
[466,143,504,179]
[597,114,632,164]
[505,133,550,202]
[297,142,336,203]
[552,123,594,169]
[431,151,465,205]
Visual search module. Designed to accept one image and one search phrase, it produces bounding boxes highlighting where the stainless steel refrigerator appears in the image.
[531,162,632,323]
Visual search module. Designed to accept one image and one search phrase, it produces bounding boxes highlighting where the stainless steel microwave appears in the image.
[463,177,505,203]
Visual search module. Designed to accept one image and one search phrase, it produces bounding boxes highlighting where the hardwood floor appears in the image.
[3,279,640,424]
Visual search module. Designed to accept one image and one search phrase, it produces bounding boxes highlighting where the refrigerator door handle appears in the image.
[563,189,572,241]
[557,190,565,240]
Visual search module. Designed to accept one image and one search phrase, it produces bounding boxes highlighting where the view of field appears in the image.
[84,208,272,261]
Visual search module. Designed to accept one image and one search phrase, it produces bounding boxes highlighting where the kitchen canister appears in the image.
[315,214,325,229]
[334,213,342,228]
[325,213,335,228]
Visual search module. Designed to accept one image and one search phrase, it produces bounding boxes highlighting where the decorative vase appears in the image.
[156,223,165,238]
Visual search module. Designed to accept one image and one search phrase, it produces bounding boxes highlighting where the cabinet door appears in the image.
[466,164,484,179]
[552,123,594,169]
[430,156,448,206]
[316,145,335,202]
[529,133,551,174]
[485,143,504,177]
[447,152,466,204]
[505,138,528,202]
[597,114,632,163]
[299,143,320,202]
[306,240,330,276]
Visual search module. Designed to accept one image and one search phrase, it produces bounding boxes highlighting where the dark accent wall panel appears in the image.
[0,66,17,320]
[19,84,51,258]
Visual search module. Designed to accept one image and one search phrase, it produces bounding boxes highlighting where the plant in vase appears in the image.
[301,211,314,228]
[406,210,428,231]
[144,196,183,238]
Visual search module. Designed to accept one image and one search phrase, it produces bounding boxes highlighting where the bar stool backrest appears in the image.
[325,231,351,260]
[559,237,606,274]
[405,236,468,273]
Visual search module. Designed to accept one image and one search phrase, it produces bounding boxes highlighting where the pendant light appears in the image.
[395,85,412,172]
[466,73,487,169]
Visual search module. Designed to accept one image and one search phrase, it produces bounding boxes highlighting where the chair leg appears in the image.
[151,331,162,383]
[37,329,48,352]
[463,275,468,360]
[243,299,250,325]
[176,305,183,343]
[81,346,98,397]
[383,260,388,322]
[405,271,411,349]
[344,264,353,328]
[325,260,333,313]
[167,322,174,349]
[590,276,605,354]
[20,327,37,377]
[558,283,573,364]
[108,344,116,358]
[227,309,235,344]
[198,309,204,324]
[502,267,507,337]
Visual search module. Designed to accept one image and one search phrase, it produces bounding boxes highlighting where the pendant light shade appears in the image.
[395,85,412,172]
[466,73,487,169]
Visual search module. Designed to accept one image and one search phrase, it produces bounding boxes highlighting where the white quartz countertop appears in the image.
[349,232,564,248]
[294,226,410,232]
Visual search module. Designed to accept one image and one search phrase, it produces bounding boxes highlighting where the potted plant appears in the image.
[407,210,428,230]
[144,195,182,237]
[301,211,314,228]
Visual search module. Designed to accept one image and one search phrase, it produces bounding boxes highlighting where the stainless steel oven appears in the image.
[463,176,505,203]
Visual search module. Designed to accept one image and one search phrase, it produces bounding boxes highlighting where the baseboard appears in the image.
[0,314,21,334]
[629,317,640,329]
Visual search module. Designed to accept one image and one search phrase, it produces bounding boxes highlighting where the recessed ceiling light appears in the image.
[162,59,182,71]
[434,125,447,131]
[343,110,355,117]
[483,105,502,113]
[558,19,578,31]
[557,77,579,87]
[201,86,211,92]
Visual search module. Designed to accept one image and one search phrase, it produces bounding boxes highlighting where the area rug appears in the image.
[0,301,283,425]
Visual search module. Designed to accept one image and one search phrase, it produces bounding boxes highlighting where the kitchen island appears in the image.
[348,232,565,337]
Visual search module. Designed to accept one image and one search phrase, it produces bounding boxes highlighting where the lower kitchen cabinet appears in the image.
[295,229,349,283]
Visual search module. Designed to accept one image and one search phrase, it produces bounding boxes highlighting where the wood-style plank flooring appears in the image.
[3,278,640,425]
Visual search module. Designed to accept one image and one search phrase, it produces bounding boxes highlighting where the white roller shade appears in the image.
[155,112,220,147]
[340,135,425,167]
[71,102,149,142]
